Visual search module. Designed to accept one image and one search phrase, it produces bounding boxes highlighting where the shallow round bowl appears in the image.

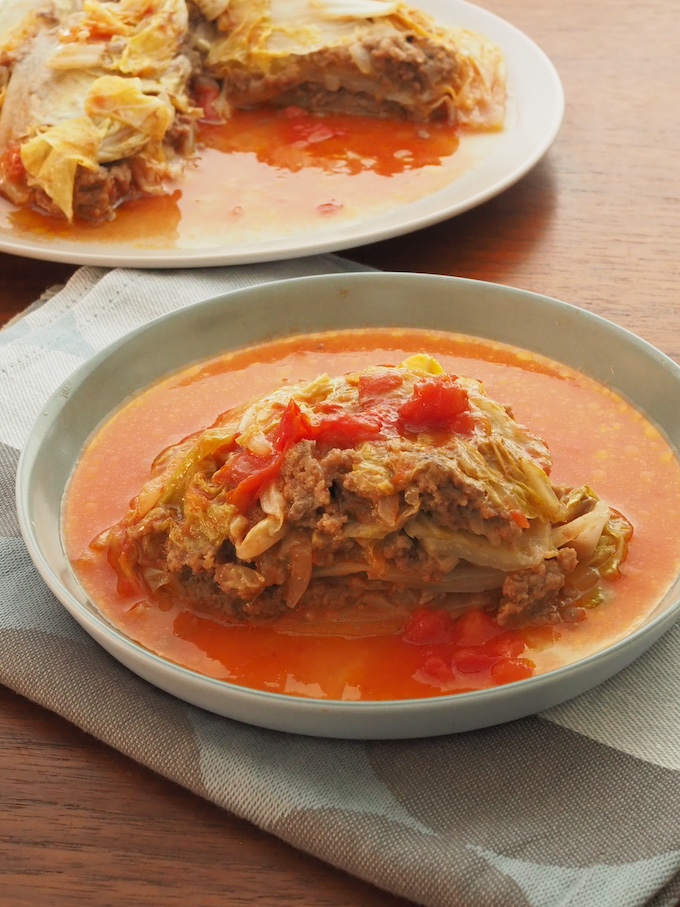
[16,272,680,738]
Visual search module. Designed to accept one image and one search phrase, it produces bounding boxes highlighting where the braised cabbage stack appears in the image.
[0,0,506,222]
[196,0,506,127]
[0,0,198,221]
[93,355,633,633]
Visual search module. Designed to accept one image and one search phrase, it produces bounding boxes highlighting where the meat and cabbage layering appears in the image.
[0,0,505,221]
[94,355,633,632]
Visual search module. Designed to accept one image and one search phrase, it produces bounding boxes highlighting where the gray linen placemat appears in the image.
[2,254,680,907]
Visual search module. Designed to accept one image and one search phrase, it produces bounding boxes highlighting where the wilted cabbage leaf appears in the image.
[20,118,105,220]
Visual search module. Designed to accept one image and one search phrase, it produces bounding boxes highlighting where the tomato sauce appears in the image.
[63,328,680,701]
[3,108,498,249]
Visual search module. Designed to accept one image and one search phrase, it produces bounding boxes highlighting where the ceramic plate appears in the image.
[16,273,680,738]
[0,0,563,268]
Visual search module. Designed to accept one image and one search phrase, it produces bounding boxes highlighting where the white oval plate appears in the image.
[17,273,680,738]
[0,0,563,268]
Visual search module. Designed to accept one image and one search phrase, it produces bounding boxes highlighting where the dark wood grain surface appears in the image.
[2,0,679,904]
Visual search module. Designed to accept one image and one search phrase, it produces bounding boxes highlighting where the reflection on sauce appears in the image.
[10,191,183,246]
[170,607,552,700]
[63,328,680,702]
[5,108,490,249]
[199,107,459,177]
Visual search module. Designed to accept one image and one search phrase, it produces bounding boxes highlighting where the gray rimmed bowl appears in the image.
[16,272,680,738]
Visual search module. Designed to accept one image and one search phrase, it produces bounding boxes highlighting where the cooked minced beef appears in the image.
[280,441,331,521]
[180,570,459,623]
[497,547,579,628]
[166,110,198,157]
[356,33,460,100]
[221,34,460,122]
[29,162,136,222]
[72,163,134,222]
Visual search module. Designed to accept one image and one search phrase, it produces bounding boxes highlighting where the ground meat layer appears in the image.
[141,436,577,630]
[215,32,460,123]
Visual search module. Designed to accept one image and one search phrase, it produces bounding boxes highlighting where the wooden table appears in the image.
[2,1,678,904]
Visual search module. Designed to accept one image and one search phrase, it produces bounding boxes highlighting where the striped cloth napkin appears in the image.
[1,254,680,907]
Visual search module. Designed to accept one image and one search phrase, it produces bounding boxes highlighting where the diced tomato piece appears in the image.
[397,375,474,435]
[289,119,346,147]
[315,412,383,448]
[482,631,526,659]
[452,411,475,434]
[452,647,497,674]
[272,399,316,451]
[2,144,25,184]
[281,109,347,147]
[86,25,115,40]
[490,657,535,685]
[211,401,315,513]
[215,449,272,485]
[510,510,530,529]
[295,125,337,145]
[227,461,283,512]
[358,370,404,401]
[416,655,455,686]
[216,449,283,512]
[403,608,454,645]
[452,609,499,646]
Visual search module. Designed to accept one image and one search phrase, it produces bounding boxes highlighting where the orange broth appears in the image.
[3,108,496,249]
[63,328,680,701]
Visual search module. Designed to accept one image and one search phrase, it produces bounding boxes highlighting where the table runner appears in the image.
[1,254,679,907]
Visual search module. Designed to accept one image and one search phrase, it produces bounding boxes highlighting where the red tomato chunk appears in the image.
[273,399,315,450]
[315,412,383,448]
[484,632,526,659]
[397,375,474,435]
[403,608,454,645]
[222,450,284,512]
[403,608,535,689]
[417,656,456,685]
[453,608,500,646]
[453,647,497,674]
[3,144,26,185]
[357,370,404,401]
